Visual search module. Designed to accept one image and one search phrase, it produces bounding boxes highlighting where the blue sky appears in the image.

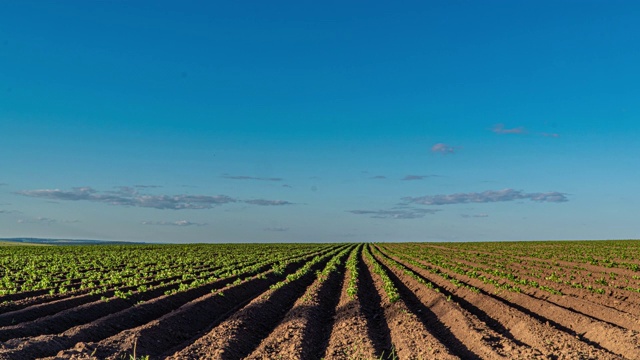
[1,1,639,243]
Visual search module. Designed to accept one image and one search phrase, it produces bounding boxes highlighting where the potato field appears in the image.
[1,241,640,359]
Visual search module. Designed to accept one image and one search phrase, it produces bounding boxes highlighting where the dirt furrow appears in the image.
[0,258,286,342]
[0,262,220,314]
[372,247,541,359]
[0,293,76,315]
[481,257,640,310]
[164,253,338,360]
[0,252,319,360]
[502,259,640,313]
[66,248,346,360]
[354,245,395,358]
[515,284,640,332]
[388,249,630,359]
[242,249,350,360]
[0,261,243,329]
[509,255,640,280]
[362,246,459,360]
[323,246,378,360]
[416,244,640,280]
[0,262,189,304]
[442,254,640,330]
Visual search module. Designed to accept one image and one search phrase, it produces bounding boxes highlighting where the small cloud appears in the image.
[402,175,434,181]
[263,227,289,232]
[110,186,137,196]
[348,208,440,219]
[244,199,294,206]
[282,184,293,188]
[541,132,560,138]
[17,187,237,210]
[17,217,78,224]
[370,175,387,180]
[431,143,457,154]
[492,124,526,134]
[17,186,295,210]
[134,184,163,188]
[404,188,569,205]
[222,175,282,181]
[461,214,489,218]
[141,220,207,226]
[31,217,56,224]
[0,183,7,186]
[0,209,20,214]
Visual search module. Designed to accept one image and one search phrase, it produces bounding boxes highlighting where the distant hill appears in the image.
[0,238,147,245]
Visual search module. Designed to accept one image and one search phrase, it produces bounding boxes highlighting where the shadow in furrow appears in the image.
[357,250,395,359]
[376,249,530,348]
[374,256,481,360]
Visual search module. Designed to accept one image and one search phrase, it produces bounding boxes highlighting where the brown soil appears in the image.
[384,248,632,359]
[0,252,315,360]
[438,252,640,328]
[323,246,378,360]
[0,261,225,317]
[48,247,343,360]
[372,247,542,359]
[164,250,341,360]
[362,247,459,360]
[2,243,640,360]
[244,250,349,360]
[0,259,259,332]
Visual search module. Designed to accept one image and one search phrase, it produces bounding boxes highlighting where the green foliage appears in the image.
[0,243,343,302]
[345,245,362,299]
[363,245,399,303]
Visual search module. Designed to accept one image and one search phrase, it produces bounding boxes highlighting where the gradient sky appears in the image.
[1,1,639,243]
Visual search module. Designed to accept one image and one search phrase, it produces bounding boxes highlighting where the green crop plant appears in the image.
[363,245,399,303]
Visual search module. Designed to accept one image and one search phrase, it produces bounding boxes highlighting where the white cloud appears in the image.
[17,217,79,224]
[17,187,231,210]
[541,132,560,138]
[348,207,440,219]
[402,175,435,181]
[263,227,289,232]
[222,175,283,181]
[492,124,526,134]
[245,199,294,206]
[431,143,457,154]
[404,188,569,205]
[18,186,296,210]
[0,209,20,214]
[141,220,207,226]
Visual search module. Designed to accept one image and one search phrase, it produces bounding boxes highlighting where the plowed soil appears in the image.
[1,242,639,360]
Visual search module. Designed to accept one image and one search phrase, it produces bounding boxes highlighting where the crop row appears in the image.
[0,244,337,298]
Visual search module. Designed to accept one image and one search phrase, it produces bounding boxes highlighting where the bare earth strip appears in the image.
[427,251,640,332]
[165,252,339,359]
[323,246,378,360]
[0,251,321,360]
[1,242,639,360]
[243,248,351,359]
[372,246,542,359]
[362,246,459,360]
[383,248,629,359]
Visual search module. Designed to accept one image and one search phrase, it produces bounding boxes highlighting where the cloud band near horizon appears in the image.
[16,187,292,210]
[403,188,568,206]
